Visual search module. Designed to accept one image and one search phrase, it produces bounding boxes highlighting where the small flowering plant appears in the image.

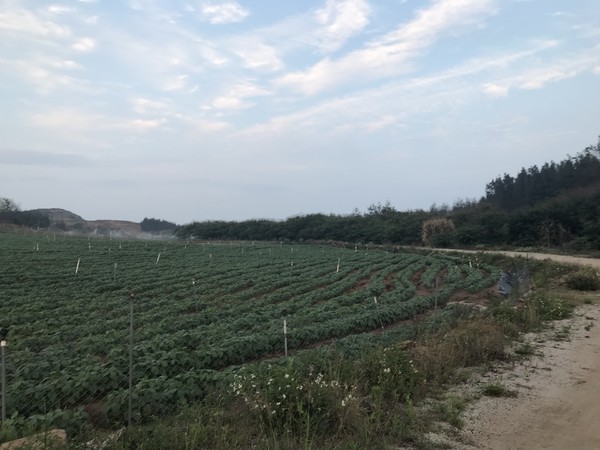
[230,361,359,435]
[359,343,422,403]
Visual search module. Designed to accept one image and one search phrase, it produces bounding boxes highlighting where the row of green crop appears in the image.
[0,234,498,428]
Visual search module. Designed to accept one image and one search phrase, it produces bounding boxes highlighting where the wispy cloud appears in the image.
[246,40,588,138]
[231,39,284,72]
[72,36,96,52]
[274,0,497,95]
[131,97,169,114]
[313,0,371,52]
[200,1,249,24]
[0,149,90,167]
[0,8,71,38]
[0,56,88,94]
[209,80,271,110]
[481,50,600,95]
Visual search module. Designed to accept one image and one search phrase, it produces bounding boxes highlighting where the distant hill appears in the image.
[31,208,84,225]
[27,208,169,239]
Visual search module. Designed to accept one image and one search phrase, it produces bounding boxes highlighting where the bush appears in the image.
[565,267,600,291]
[522,292,573,326]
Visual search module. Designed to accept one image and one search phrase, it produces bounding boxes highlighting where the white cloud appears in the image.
[31,108,99,131]
[180,116,232,134]
[201,2,249,25]
[131,98,168,114]
[247,42,594,139]
[72,36,96,52]
[364,115,399,132]
[0,8,70,38]
[275,0,497,95]
[212,96,251,110]
[232,40,284,72]
[0,56,86,93]
[314,0,371,52]
[482,83,508,97]
[31,107,170,135]
[126,118,167,130]
[483,51,600,94]
[164,74,189,91]
[519,69,577,89]
[209,81,271,110]
[48,5,74,15]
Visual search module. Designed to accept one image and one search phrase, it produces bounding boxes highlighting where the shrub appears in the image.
[565,267,600,291]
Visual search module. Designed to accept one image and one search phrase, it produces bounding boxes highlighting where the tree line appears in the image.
[3,137,599,250]
[0,199,50,228]
[177,139,600,251]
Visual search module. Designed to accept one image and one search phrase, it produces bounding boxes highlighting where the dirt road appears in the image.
[431,247,600,269]
[444,250,600,449]
[460,302,600,449]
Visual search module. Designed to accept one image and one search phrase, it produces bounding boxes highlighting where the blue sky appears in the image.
[1,0,599,224]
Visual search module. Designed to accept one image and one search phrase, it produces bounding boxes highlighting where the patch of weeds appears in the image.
[435,395,467,429]
[565,267,600,291]
[523,292,573,325]
[584,322,594,331]
[584,299,592,305]
[514,342,536,356]
[481,383,517,398]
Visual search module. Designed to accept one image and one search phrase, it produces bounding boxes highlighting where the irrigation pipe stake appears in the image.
[75,258,81,274]
[1,337,6,422]
[336,257,340,274]
[156,252,161,265]
[128,292,135,428]
[283,319,288,357]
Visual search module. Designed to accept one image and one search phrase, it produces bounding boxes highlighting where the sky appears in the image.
[1,0,599,224]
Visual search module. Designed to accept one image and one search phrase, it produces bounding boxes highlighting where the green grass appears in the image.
[481,383,517,398]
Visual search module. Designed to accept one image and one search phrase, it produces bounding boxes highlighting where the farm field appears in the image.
[0,232,498,438]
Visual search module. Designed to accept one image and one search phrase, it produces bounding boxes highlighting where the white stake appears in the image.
[336,257,340,273]
[156,252,161,264]
[36,243,39,251]
[283,319,288,357]
[75,258,80,274]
